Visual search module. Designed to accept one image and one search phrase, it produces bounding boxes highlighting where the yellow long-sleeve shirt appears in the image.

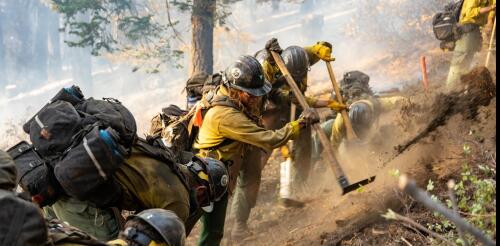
[193,86,298,191]
[459,0,495,26]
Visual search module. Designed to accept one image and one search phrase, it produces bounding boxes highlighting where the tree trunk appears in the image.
[33,1,50,83]
[48,11,63,80]
[190,0,215,76]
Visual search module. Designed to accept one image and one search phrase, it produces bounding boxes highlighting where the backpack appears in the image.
[339,71,374,103]
[12,85,137,207]
[432,0,464,45]
[6,141,63,207]
[186,72,209,99]
[148,87,239,162]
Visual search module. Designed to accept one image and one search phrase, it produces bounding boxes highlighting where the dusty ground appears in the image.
[184,49,496,245]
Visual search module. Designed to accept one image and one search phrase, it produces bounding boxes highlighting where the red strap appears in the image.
[193,107,203,127]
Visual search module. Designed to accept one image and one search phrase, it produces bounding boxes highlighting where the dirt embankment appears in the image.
[200,65,495,246]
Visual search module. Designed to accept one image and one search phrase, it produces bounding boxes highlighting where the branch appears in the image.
[398,175,496,246]
[382,209,456,246]
[165,0,186,45]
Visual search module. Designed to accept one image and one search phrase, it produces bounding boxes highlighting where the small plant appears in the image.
[425,143,497,245]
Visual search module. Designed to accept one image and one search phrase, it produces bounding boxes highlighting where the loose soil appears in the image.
[184,51,496,245]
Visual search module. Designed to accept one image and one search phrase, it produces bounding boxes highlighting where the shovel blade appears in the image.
[341,176,376,195]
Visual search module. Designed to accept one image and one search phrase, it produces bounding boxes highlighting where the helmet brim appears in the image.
[230,81,272,97]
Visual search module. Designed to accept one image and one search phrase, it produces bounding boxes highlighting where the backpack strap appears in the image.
[134,138,191,192]
[48,219,107,246]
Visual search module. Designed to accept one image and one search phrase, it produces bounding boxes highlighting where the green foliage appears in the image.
[426,179,434,192]
[425,143,496,245]
[51,0,183,70]
[50,0,241,71]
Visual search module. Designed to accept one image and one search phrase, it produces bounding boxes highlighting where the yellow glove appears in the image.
[311,41,335,62]
[107,239,128,246]
[289,120,301,139]
[327,100,347,111]
[280,145,291,158]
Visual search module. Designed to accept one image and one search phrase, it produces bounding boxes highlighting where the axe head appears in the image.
[339,175,376,195]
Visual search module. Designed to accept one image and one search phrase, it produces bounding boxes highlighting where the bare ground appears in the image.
[185,50,496,245]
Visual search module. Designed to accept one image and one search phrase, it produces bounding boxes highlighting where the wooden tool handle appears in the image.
[325,61,359,141]
[270,51,347,180]
[485,17,496,67]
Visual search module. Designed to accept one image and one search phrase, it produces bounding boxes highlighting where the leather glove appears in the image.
[265,38,283,54]
[327,100,347,111]
[311,41,335,62]
[298,108,320,127]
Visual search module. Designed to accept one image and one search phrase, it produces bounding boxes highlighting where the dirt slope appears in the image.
[207,66,495,246]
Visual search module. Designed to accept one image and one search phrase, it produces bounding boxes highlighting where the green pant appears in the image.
[44,197,119,241]
[446,27,482,87]
[230,146,265,225]
[197,192,229,246]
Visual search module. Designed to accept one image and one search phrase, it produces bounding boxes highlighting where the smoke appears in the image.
[1,0,449,147]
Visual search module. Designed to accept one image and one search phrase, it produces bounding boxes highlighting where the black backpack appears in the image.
[6,141,63,207]
[11,85,137,208]
[340,71,374,103]
[432,0,465,43]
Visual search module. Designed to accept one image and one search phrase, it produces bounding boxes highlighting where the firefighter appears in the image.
[193,55,320,245]
[312,70,409,160]
[46,148,228,242]
[229,38,346,240]
[446,0,496,87]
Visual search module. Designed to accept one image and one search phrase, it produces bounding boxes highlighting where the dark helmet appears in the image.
[127,209,186,246]
[348,101,375,139]
[186,157,229,212]
[223,55,271,96]
[282,46,309,82]
[254,49,269,65]
[340,71,373,102]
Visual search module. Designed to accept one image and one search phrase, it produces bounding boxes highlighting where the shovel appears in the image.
[270,51,375,195]
[324,61,359,141]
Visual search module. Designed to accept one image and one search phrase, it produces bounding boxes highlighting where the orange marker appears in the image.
[420,56,429,92]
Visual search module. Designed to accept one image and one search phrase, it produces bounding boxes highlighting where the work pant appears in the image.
[197,146,264,245]
[44,197,119,241]
[446,27,482,87]
[230,146,266,225]
[197,192,229,246]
